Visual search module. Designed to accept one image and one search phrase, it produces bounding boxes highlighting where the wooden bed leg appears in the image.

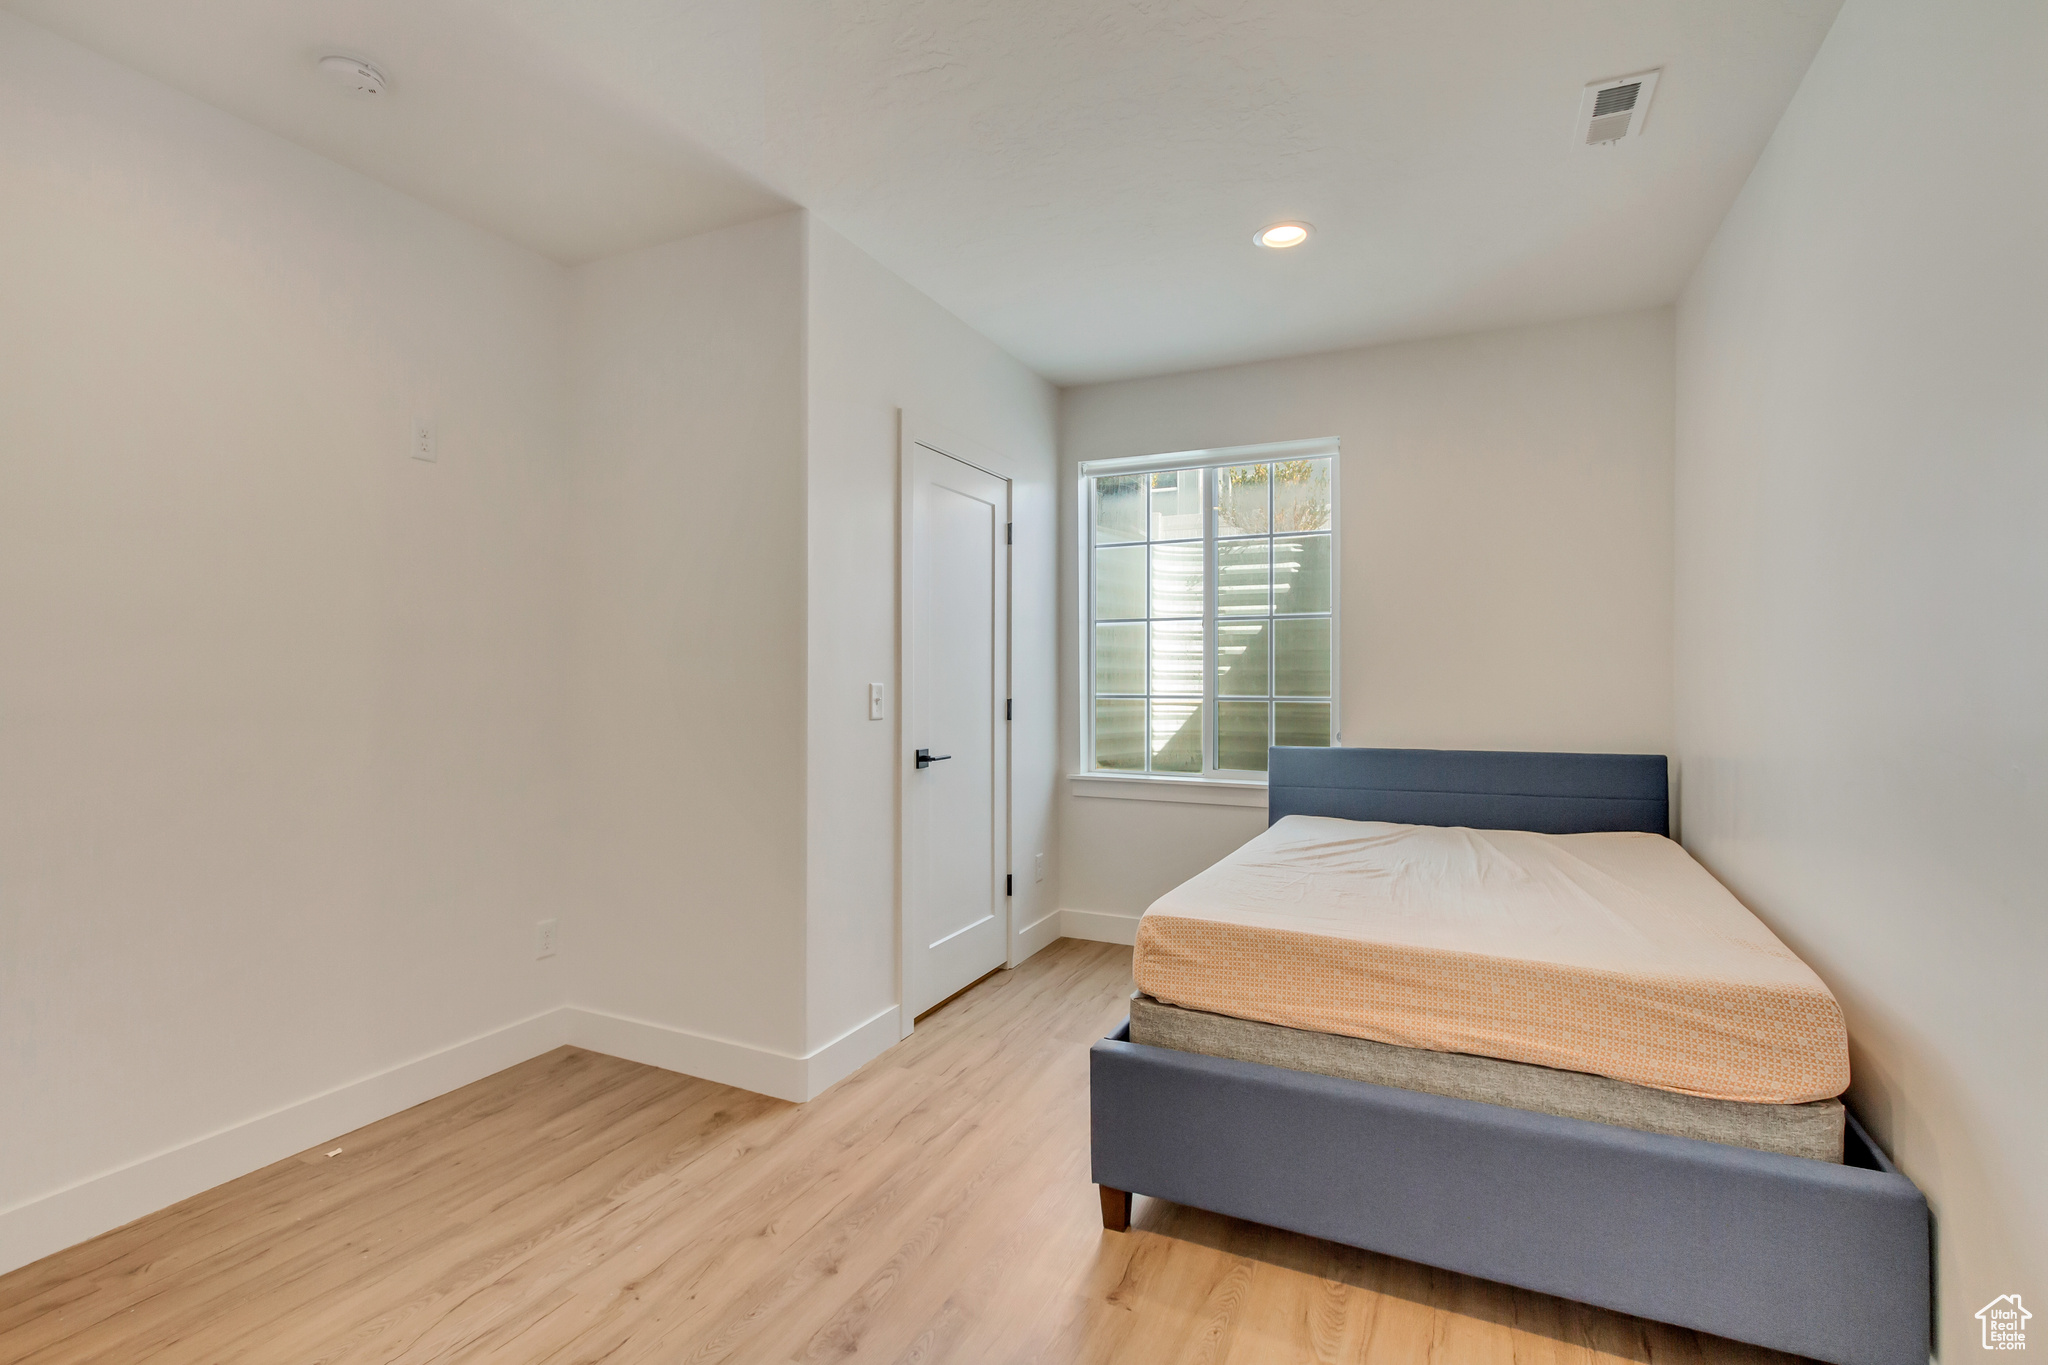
[1098,1185,1131,1232]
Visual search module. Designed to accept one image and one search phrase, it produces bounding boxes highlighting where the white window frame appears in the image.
[1074,437,1341,799]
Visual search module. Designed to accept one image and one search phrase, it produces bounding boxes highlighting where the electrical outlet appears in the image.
[1034,852,1045,883]
[535,918,557,959]
[412,417,437,462]
[868,682,885,720]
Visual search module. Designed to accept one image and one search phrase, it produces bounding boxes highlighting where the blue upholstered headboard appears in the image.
[1268,747,1669,836]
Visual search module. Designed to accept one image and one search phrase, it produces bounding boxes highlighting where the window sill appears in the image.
[1067,773,1268,808]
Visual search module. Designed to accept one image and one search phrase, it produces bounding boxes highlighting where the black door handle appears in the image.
[915,748,952,769]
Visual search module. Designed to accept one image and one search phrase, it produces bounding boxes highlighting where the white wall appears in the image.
[802,218,1060,1055]
[0,14,572,1269]
[1057,310,1676,923]
[564,214,810,1063]
[0,16,1061,1273]
[1674,0,2047,1347]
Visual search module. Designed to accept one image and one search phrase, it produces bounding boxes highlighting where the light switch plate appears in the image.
[869,683,885,720]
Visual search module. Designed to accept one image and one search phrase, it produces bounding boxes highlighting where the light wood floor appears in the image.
[0,940,1803,1364]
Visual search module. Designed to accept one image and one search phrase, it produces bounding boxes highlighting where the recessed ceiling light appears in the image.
[318,54,386,97]
[1254,222,1312,249]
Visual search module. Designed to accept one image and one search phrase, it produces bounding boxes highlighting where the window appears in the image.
[1084,440,1337,778]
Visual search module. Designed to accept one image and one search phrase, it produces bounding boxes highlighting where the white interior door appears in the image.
[904,442,1009,1021]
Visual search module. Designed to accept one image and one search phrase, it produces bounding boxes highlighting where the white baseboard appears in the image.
[801,1005,902,1098]
[1011,907,1064,965]
[0,999,910,1278]
[1060,908,1141,946]
[558,1003,901,1105]
[0,1008,571,1278]
[564,1007,807,1101]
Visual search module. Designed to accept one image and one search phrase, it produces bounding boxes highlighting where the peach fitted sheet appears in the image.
[1131,816,1850,1103]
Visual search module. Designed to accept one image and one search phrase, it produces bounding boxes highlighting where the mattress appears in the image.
[1131,816,1850,1104]
[1128,991,1845,1161]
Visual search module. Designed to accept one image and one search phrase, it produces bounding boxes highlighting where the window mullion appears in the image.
[1084,478,1095,771]
[1141,476,1152,774]
[1203,467,1217,774]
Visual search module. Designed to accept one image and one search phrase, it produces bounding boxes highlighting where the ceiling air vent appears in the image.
[1577,70,1660,146]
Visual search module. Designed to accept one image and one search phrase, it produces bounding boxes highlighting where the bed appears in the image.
[1089,746,1930,1365]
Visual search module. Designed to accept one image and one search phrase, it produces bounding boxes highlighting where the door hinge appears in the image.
[1006,874,1013,897]
[1005,698,1012,720]
[1006,522,1012,544]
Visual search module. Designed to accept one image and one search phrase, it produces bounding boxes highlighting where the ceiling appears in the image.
[8,0,1843,385]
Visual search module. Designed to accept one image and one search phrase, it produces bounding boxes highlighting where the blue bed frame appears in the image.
[1090,747,1930,1365]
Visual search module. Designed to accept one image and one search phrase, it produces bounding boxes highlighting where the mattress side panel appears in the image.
[1128,993,1844,1161]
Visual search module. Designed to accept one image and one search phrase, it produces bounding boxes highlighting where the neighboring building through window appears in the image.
[1084,440,1337,778]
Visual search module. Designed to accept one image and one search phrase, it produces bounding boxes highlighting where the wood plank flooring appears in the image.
[0,940,1803,1363]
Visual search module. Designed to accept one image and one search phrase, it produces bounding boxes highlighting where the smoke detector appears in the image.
[317,54,386,97]
[1577,70,1659,146]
